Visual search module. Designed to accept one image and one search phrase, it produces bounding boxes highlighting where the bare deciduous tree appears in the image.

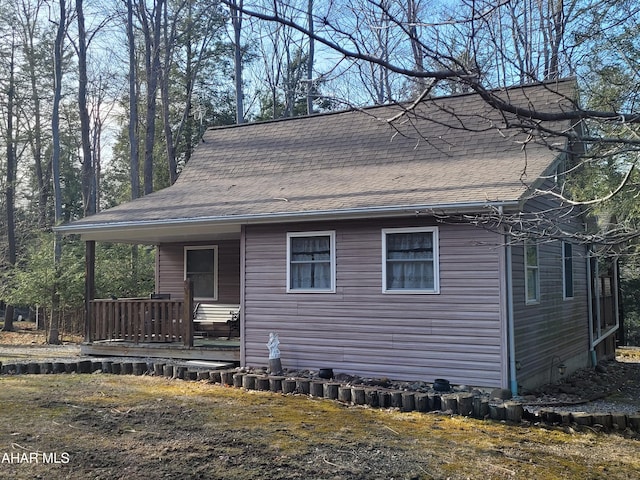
[220,0,640,251]
[17,0,52,229]
[125,0,140,201]
[50,0,71,344]
[76,0,95,216]
[159,0,227,183]
[1,25,18,332]
[229,0,246,123]
[138,0,164,196]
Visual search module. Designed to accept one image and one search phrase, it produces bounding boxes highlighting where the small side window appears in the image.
[525,242,540,304]
[563,242,574,299]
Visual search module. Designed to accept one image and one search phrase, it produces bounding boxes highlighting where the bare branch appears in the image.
[539,164,637,206]
[218,0,474,81]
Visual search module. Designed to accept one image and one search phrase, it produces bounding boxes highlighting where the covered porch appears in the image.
[78,222,243,364]
[81,291,240,362]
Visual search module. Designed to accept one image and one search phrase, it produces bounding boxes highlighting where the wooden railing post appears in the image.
[85,240,95,342]
[183,279,194,347]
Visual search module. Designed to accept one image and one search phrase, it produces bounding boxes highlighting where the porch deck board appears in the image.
[81,341,240,362]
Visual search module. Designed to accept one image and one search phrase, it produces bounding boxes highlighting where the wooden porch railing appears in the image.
[89,298,189,345]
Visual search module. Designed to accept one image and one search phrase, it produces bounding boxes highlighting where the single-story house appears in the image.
[57,79,619,393]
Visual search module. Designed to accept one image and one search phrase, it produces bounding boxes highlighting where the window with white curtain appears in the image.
[382,227,439,293]
[287,231,335,292]
[184,246,218,300]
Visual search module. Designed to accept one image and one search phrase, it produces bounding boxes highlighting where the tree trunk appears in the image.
[160,0,177,184]
[306,0,314,115]
[21,9,50,229]
[76,0,95,216]
[231,0,245,124]
[407,0,427,97]
[127,0,140,201]
[2,31,17,332]
[92,104,103,212]
[49,0,67,345]
[139,0,165,195]
[182,29,194,164]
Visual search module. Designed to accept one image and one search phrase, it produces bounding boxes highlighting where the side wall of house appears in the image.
[156,240,241,304]
[511,194,590,391]
[243,218,507,388]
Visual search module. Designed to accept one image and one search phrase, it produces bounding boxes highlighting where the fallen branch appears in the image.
[382,424,400,435]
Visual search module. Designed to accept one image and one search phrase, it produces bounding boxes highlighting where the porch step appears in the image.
[185,360,233,369]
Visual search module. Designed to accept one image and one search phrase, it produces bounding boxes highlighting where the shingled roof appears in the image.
[59,79,577,243]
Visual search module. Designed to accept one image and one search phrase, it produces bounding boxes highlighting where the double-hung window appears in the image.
[525,242,540,304]
[287,231,336,293]
[185,246,218,301]
[382,227,439,293]
[562,241,574,299]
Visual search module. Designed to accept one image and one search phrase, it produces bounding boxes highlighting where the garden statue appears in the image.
[267,332,282,374]
[267,332,280,359]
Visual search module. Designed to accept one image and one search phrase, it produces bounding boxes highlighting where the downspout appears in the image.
[613,256,621,336]
[586,250,596,367]
[506,240,517,396]
[500,206,518,396]
[595,257,601,339]
[591,254,603,367]
[239,224,246,366]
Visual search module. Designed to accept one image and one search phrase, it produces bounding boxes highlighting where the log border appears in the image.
[2,360,639,434]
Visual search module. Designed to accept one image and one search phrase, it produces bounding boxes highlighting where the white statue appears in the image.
[267,332,281,360]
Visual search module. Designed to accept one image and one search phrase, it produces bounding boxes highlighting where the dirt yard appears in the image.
[1,374,639,480]
[1,323,639,479]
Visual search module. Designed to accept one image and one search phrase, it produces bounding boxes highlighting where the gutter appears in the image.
[55,200,520,236]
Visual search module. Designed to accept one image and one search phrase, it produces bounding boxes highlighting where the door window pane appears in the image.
[185,247,216,299]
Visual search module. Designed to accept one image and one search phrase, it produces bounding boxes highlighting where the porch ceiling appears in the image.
[77,221,242,244]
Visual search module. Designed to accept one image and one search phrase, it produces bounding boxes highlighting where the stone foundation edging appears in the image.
[2,360,639,434]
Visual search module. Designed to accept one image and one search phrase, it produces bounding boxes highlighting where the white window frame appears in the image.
[562,241,574,300]
[184,245,218,301]
[524,242,540,304]
[286,231,336,293]
[382,226,440,294]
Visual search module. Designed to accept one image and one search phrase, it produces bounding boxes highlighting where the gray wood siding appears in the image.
[156,245,184,299]
[512,191,590,389]
[243,219,506,387]
[157,240,240,303]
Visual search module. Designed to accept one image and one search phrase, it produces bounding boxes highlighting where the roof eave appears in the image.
[55,200,521,244]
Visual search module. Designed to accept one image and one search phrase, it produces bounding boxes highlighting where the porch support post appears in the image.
[183,279,193,347]
[85,240,96,342]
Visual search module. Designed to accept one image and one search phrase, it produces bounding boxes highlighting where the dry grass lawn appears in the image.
[1,322,640,479]
[0,373,638,480]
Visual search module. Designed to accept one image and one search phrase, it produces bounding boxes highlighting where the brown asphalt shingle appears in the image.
[65,79,577,228]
